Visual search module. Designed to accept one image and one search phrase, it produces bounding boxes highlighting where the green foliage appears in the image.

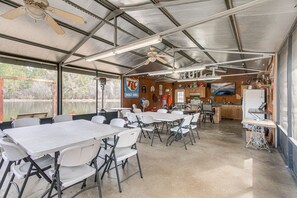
[0,63,121,100]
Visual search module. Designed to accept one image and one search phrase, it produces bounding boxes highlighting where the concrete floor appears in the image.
[1,120,297,198]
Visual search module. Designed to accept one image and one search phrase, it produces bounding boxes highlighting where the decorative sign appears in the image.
[124,78,139,98]
[179,70,204,80]
[159,84,163,95]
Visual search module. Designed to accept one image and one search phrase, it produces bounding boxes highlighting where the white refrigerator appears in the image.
[242,89,265,119]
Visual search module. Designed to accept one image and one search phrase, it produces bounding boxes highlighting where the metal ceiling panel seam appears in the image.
[149,0,217,63]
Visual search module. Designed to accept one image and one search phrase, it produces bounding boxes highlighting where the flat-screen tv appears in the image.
[211,83,236,96]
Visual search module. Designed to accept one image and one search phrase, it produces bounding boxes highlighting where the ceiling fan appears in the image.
[1,0,85,35]
[143,47,171,65]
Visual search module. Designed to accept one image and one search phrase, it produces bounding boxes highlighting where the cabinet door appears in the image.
[199,87,206,98]
[185,89,190,98]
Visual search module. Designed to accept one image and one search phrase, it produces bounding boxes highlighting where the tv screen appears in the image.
[211,83,235,96]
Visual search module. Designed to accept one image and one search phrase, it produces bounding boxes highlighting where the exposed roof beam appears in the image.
[120,0,209,11]
[0,33,132,70]
[225,0,246,68]
[157,0,269,37]
[124,56,270,76]
[151,0,217,63]
[94,0,198,64]
[95,0,269,71]
[59,11,119,65]
[61,0,173,59]
[171,47,275,56]
[0,51,57,66]
[0,51,120,76]
[0,0,145,59]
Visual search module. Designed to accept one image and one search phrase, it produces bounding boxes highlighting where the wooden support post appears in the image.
[0,78,4,122]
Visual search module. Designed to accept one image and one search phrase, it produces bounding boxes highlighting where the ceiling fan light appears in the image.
[26,6,46,20]
[148,57,156,62]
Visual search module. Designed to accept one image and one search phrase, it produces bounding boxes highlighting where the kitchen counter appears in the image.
[221,105,242,120]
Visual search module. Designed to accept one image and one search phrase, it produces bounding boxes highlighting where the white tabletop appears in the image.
[4,120,126,157]
[135,112,187,122]
[241,118,276,128]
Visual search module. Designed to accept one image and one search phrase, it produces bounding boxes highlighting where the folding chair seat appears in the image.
[45,140,102,198]
[53,115,73,123]
[139,115,162,146]
[167,115,194,150]
[101,128,142,193]
[0,138,53,198]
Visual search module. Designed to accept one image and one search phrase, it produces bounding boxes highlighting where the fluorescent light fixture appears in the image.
[115,35,162,54]
[148,70,173,76]
[86,35,162,62]
[176,66,206,73]
[199,76,222,81]
[86,50,115,62]
[177,76,221,82]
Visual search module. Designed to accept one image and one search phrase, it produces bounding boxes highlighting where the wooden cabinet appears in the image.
[241,85,248,97]
[221,105,242,120]
[213,107,221,124]
[185,87,206,98]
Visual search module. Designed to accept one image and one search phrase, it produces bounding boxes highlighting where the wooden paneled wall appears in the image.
[172,75,255,104]
[122,76,173,109]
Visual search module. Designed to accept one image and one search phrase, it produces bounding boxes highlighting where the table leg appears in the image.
[27,157,52,184]
[245,125,270,152]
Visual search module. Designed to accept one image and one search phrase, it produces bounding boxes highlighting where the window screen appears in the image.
[278,41,288,132]
[292,29,297,140]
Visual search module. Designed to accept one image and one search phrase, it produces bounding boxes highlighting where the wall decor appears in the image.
[142,85,146,93]
[150,85,155,92]
[124,77,139,98]
[159,84,163,95]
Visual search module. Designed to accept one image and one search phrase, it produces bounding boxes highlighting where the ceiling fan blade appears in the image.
[1,7,26,19]
[156,57,168,64]
[157,54,172,58]
[144,59,150,65]
[120,0,209,11]
[45,14,65,35]
[47,6,85,24]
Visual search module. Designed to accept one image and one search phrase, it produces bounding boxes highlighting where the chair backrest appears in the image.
[157,109,167,113]
[141,115,155,124]
[116,128,141,148]
[0,129,5,138]
[126,112,138,123]
[181,116,193,128]
[91,115,106,124]
[12,118,40,128]
[58,139,100,167]
[110,118,126,128]
[171,110,183,115]
[202,103,212,111]
[133,108,142,113]
[53,115,73,123]
[0,138,28,161]
[121,109,131,118]
[192,113,200,123]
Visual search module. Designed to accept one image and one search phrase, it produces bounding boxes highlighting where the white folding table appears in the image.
[136,112,188,145]
[135,112,186,122]
[4,120,125,157]
[4,119,127,196]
